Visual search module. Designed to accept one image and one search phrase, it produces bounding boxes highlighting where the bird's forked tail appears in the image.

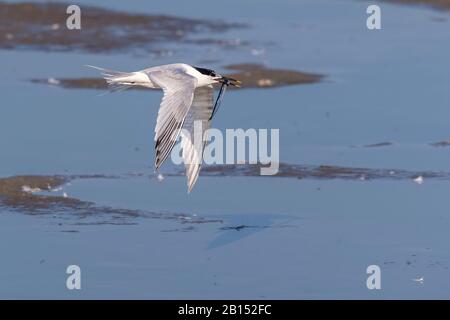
[85,65,136,93]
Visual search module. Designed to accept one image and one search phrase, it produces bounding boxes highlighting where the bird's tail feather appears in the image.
[85,65,133,93]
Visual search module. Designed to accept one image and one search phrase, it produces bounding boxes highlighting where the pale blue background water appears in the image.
[0,0,450,298]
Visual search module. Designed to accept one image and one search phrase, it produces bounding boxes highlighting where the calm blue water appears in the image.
[1,0,450,298]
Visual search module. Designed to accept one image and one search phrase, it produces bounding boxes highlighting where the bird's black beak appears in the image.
[219,76,242,88]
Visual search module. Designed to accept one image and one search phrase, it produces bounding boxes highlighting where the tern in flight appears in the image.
[88,63,241,192]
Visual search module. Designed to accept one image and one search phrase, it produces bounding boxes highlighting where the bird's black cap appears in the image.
[193,66,217,77]
[194,66,242,87]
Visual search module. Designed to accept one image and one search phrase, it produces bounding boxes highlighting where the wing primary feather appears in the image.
[180,86,214,192]
[148,69,197,170]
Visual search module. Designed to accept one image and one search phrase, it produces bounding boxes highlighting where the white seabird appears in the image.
[88,63,241,192]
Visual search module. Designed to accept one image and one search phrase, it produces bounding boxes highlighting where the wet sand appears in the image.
[385,0,450,10]
[223,63,323,88]
[430,140,450,147]
[0,2,245,53]
[1,160,448,215]
[199,162,450,180]
[351,142,394,148]
[0,175,222,226]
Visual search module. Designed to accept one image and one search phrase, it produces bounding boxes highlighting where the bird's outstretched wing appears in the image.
[148,70,197,169]
[180,85,214,192]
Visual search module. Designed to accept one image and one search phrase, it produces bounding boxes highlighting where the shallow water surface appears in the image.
[1,0,450,298]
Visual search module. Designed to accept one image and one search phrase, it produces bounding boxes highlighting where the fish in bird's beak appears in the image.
[209,75,241,121]
[217,75,242,88]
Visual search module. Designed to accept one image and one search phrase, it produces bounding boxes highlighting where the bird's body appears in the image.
[88,63,240,192]
[95,63,219,89]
